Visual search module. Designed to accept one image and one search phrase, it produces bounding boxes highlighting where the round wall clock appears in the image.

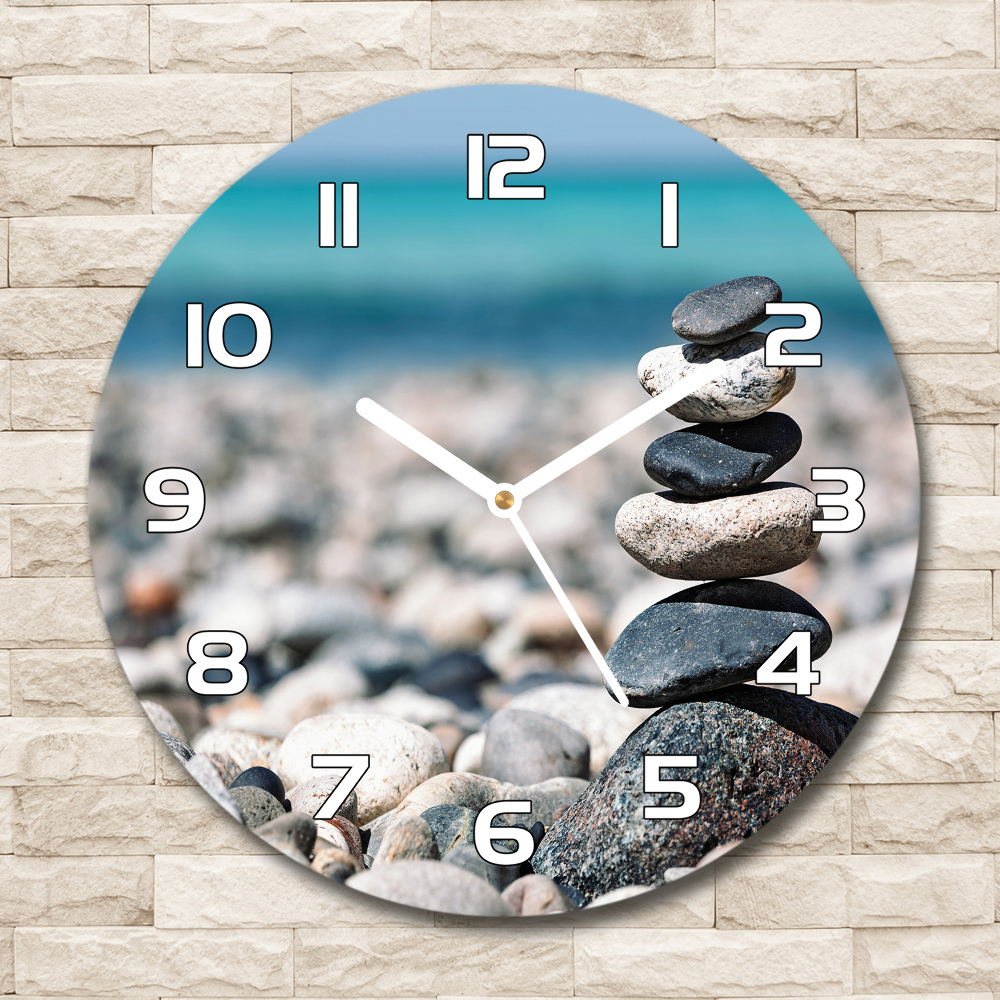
[89,85,920,917]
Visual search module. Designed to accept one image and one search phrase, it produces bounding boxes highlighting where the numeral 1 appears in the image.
[467,134,546,200]
[187,302,272,369]
[318,182,359,248]
[311,754,371,819]
[144,468,205,533]
[764,302,823,367]
[661,182,678,247]
[643,755,700,820]
[755,631,821,695]
[811,467,866,532]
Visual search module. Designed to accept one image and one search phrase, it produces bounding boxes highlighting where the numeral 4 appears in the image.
[755,631,821,696]
[643,755,700,820]
[764,302,822,367]
[811,467,865,532]
[310,754,371,820]
[467,134,545,200]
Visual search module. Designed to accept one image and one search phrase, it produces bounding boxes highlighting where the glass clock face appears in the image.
[89,85,920,918]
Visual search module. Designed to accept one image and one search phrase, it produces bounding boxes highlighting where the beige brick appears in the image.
[12,649,141,716]
[0,788,11,852]
[0,220,7,288]
[0,82,11,147]
[863,282,997,354]
[576,69,856,138]
[0,6,147,76]
[854,925,1000,992]
[13,75,291,146]
[0,717,153,785]
[13,785,274,856]
[575,928,851,996]
[817,711,993,785]
[431,1,714,69]
[0,855,152,924]
[860,69,1000,138]
[0,929,10,994]
[858,211,1000,281]
[15,927,293,996]
[153,143,283,214]
[0,578,108,647]
[0,431,90,502]
[727,994,991,1000]
[722,139,994,212]
[718,854,993,929]
[0,288,136,359]
[296,926,572,995]
[870,641,1000,712]
[932,437,991,503]
[716,1,993,69]
[806,210,854,270]
[0,147,150,218]
[920,497,1000,569]
[152,3,430,73]
[155,855,432,928]
[11,505,91,576]
[293,68,574,136]
[899,569,991,639]
[0,508,9,579]
[853,783,1000,854]
[9,215,195,287]
[729,783,851,857]
[11,359,108,431]
[0,651,9,715]
[0,362,8,431]
[156,737,198,786]
[898,354,1000,423]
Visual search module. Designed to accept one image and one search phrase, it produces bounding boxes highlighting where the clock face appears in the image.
[89,85,920,917]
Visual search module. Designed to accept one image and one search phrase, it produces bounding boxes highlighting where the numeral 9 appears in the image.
[143,468,205,534]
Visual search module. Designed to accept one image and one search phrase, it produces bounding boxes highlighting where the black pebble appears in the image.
[231,766,287,807]
[672,275,782,345]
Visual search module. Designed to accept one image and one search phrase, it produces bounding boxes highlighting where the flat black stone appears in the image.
[606,579,832,707]
[231,766,287,808]
[532,689,846,901]
[644,412,801,497]
[672,276,782,345]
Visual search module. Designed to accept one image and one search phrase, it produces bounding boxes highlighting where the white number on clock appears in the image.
[143,467,205,534]
[467,134,546,200]
[186,630,250,696]
[187,302,273,369]
[474,800,535,865]
[643,756,700,819]
[811,467,865,532]
[310,754,371,820]
[661,182,678,247]
[318,182,359,249]
[755,631,821,695]
[764,302,822,367]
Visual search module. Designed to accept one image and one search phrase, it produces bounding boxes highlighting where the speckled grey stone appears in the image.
[159,731,193,763]
[142,700,185,742]
[644,412,801,497]
[231,766,288,809]
[184,753,243,823]
[256,811,317,860]
[231,785,286,828]
[374,813,440,865]
[616,483,821,580]
[443,843,522,893]
[606,579,832,707]
[672,276,782,345]
[480,709,590,786]
[420,803,476,858]
[531,691,830,901]
[639,333,795,423]
[347,859,514,916]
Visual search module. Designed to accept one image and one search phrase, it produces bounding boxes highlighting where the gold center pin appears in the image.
[495,490,515,510]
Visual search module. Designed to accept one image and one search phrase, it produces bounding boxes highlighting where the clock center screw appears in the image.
[494,490,516,510]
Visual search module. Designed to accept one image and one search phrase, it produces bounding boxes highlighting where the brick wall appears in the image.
[1,0,997,995]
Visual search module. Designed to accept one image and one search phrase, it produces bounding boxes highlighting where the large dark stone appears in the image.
[231,766,288,809]
[531,691,830,901]
[644,412,801,498]
[480,708,590,785]
[606,579,832,707]
[412,650,496,710]
[420,803,476,857]
[671,276,782,345]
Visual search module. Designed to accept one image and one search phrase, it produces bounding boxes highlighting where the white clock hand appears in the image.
[513,357,727,500]
[506,509,630,707]
[356,397,499,501]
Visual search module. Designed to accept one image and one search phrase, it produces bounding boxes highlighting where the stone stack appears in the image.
[531,276,858,901]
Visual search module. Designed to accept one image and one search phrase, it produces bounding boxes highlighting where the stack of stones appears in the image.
[531,276,858,901]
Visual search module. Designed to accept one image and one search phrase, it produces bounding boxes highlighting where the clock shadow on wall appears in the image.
[88,86,919,916]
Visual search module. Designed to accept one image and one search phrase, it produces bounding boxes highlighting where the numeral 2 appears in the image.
[755,631,821,695]
[643,755,700,820]
[467,134,545,200]
[764,302,822,367]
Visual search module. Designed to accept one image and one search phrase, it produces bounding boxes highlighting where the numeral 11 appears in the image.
[318,182,359,248]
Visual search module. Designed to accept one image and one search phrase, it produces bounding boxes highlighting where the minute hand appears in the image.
[513,358,727,500]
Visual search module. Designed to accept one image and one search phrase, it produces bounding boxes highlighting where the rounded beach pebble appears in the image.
[278,713,449,825]
[606,579,832,706]
[644,412,801,497]
[639,333,794,423]
[615,483,821,579]
[671,276,782,345]
[480,708,590,786]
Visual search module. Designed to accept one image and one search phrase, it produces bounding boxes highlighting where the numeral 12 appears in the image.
[467,134,546,200]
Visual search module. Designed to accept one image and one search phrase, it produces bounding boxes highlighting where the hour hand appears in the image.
[356,397,499,501]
